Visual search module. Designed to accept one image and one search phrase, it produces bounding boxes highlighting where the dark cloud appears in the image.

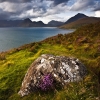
[70,0,94,11]
[0,9,13,20]
[93,1,100,11]
[0,2,33,20]
[33,7,46,13]
[94,7,100,11]
[44,0,70,6]
[0,0,32,3]
[0,11,19,20]
[52,0,69,6]
[0,0,100,21]
[70,0,100,11]
[40,0,70,6]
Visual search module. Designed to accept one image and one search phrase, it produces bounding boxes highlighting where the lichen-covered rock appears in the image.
[18,54,87,97]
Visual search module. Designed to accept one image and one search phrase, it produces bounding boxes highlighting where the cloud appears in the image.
[0,0,99,22]
[50,0,69,6]
[0,2,32,12]
[70,0,100,11]
[44,3,68,16]
[94,7,100,11]
[0,8,11,19]
[0,0,70,5]
[31,14,67,24]
[95,11,100,17]
[0,1,33,19]
[93,1,100,11]
[0,0,32,3]
[0,0,70,20]
[70,0,94,11]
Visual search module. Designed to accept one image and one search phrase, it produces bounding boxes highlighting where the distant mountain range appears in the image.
[0,18,63,27]
[19,18,46,27]
[0,20,23,27]
[0,13,100,28]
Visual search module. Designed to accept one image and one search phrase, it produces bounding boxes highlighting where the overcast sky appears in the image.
[0,0,100,23]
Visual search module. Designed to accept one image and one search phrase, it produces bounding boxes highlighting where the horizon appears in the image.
[0,0,100,24]
[0,13,100,24]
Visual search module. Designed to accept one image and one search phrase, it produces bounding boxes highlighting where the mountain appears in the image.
[64,13,88,24]
[20,19,46,27]
[0,20,23,27]
[0,18,46,27]
[19,18,33,27]
[0,13,89,27]
[60,17,100,29]
[47,20,64,27]
[32,21,46,27]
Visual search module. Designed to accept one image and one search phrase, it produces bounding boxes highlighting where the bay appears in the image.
[0,27,74,52]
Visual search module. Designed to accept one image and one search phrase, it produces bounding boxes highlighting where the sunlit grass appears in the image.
[0,42,99,100]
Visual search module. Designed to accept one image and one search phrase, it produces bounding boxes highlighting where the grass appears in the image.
[0,22,100,100]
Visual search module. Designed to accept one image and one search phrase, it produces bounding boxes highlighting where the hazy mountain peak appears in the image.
[48,20,64,27]
[23,18,32,23]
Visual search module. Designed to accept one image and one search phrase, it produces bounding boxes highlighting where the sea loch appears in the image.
[0,27,74,52]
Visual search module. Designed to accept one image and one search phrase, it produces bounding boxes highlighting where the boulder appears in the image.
[18,54,87,97]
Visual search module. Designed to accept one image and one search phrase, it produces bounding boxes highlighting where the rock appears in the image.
[18,54,87,97]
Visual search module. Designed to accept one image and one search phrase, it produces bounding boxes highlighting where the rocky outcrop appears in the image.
[18,54,87,97]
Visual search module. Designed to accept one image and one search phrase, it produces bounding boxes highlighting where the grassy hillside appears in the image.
[60,17,100,29]
[0,22,100,100]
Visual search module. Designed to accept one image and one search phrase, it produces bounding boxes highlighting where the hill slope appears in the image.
[60,17,100,29]
[0,22,100,100]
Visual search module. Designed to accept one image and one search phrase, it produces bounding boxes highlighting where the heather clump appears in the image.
[38,73,54,91]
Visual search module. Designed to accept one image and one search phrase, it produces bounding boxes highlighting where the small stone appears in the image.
[51,60,54,64]
[61,69,65,74]
[54,68,56,70]
[64,80,67,83]
[72,61,76,64]
[25,89,28,92]
[41,58,45,63]
[76,59,79,62]
[54,74,58,77]
[75,65,79,70]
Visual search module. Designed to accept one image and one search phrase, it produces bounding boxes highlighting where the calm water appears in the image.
[0,27,74,52]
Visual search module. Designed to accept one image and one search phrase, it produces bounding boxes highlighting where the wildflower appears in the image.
[38,73,53,91]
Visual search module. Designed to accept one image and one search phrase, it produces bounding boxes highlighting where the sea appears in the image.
[0,27,74,52]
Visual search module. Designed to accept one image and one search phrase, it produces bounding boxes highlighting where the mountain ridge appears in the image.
[60,17,100,29]
[20,18,46,27]
[64,13,88,24]
[0,13,99,28]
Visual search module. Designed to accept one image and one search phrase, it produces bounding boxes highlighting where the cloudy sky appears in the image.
[0,0,100,23]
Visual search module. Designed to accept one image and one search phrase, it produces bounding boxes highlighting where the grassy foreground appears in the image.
[0,22,100,100]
